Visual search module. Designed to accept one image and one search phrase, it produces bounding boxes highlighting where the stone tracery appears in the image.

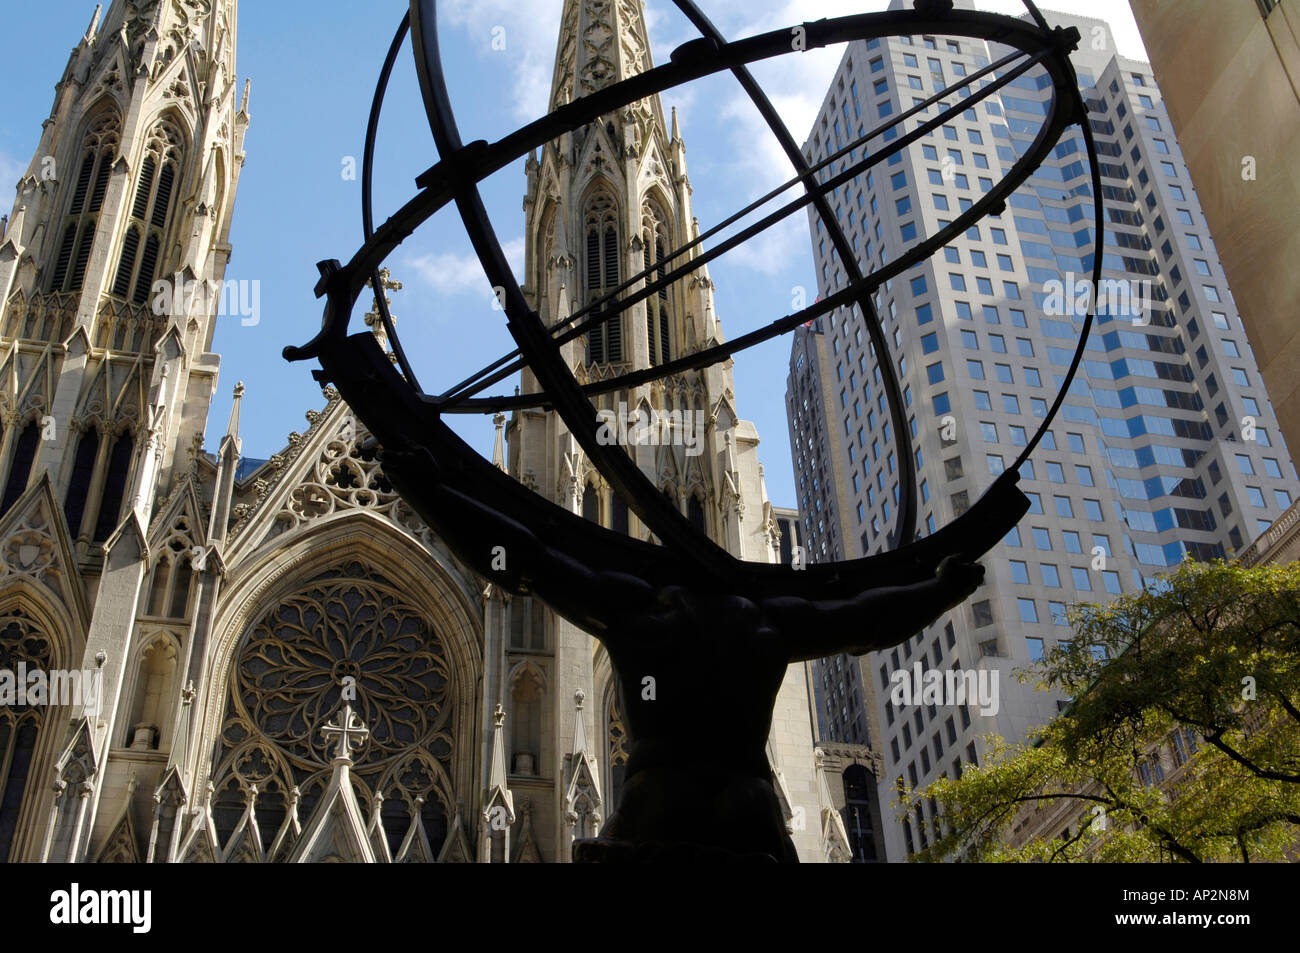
[207,562,457,861]
[0,609,54,862]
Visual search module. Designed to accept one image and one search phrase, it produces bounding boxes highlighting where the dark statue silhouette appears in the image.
[374,415,996,862]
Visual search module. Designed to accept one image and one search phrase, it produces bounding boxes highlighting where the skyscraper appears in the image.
[787,0,1300,860]
[1128,0,1300,476]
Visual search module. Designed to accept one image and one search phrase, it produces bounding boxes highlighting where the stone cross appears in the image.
[322,704,370,763]
[365,267,403,324]
[365,267,403,355]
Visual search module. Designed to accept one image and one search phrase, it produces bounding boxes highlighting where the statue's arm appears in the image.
[445,488,656,628]
[380,446,653,631]
[767,556,985,662]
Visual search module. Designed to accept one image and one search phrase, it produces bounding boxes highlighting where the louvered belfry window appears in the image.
[0,421,42,516]
[113,118,183,306]
[642,201,674,368]
[92,433,134,542]
[49,112,120,293]
[584,192,622,365]
[63,426,101,538]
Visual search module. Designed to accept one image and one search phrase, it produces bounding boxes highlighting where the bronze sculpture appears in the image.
[287,0,1101,861]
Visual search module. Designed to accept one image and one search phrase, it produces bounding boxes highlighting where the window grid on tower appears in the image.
[50,110,121,293]
[584,190,622,365]
[113,117,185,306]
[641,200,674,367]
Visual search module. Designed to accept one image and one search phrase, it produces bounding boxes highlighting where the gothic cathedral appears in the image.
[0,0,851,863]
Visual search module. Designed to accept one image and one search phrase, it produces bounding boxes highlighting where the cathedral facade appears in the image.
[0,0,850,863]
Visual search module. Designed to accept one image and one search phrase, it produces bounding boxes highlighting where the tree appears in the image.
[909,559,1300,862]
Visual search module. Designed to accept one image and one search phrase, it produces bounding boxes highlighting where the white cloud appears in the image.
[722,210,808,276]
[440,0,558,120]
[639,1,872,275]
[706,81,833,276]
[404,235,525,297]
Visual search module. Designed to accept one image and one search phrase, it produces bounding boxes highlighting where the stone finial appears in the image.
[84,4,103,44]
[226,381,244,439]
[492,413,507,471]
[322,704,370,763]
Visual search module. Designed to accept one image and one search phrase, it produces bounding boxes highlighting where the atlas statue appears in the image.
[287,0,1103,861]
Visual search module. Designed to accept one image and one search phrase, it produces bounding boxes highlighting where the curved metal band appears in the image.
[361,10,422,392]
[405,0,731,569]
[668,0,915,545]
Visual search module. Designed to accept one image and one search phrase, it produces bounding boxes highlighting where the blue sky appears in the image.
[0,0,1146,508]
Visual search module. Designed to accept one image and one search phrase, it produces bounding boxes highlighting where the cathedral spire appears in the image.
[548,0,655,111]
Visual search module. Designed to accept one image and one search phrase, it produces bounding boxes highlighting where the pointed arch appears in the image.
[534,198,558,323]
[209,148,229,223]
[199,516,482,862]
[640,193,677,368]
[143,528,198,620]
[0,608,53,862]
[142,487,205,627]
[62,424,101,539]
[593,652,628,818]
[114,114,186,305]
[119,630,180,750]
[62,352,149,543]
[209,558,462,856]
[610,491,629,535]
[507,661,546,778]
[0,589,81,863]
[580,182,622,365]
[92,429,134,542]
[48,106,121,294]
[581,481,600,524]
[1,418,43,517]
[95,809,142,863]
[687,491,707,535]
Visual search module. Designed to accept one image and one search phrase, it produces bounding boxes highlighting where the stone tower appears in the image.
[0,0,248,862]
[508,0,831,860]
